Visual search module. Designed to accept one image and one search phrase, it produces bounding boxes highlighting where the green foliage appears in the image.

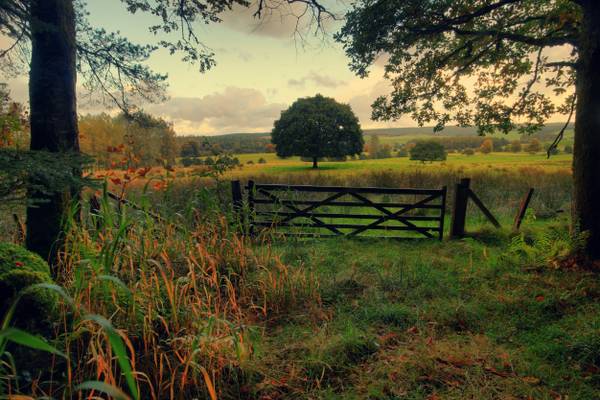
[409,141,447,162]
[180,140,201,157]
[0,149,94,207]
[271,94,364,167]
[336,0,578,135]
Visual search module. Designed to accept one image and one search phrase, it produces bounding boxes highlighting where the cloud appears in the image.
[288,71,346,88]
[145,87,287,134]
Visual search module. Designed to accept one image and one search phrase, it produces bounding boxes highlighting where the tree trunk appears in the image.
[312,157,318,169]
[26,0,79,272]
[573,1,600,260]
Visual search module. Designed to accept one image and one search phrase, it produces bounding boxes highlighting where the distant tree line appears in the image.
[176,134,274,157]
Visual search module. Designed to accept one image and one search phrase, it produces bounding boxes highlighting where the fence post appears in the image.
[513,188,535,230]
[247,180,255,236]
[450,178,470,238]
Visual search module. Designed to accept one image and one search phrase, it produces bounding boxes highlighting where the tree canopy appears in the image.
[271,94,364,168]
[336,0,578,136]
[409,141,447,162]
[336,0,600,259]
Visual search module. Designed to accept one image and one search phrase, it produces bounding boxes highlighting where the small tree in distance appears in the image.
[409,141,447,163]
[526,138,542,154]
[271,94,364,169]
[510,141,522,153]
[479,138,494,154]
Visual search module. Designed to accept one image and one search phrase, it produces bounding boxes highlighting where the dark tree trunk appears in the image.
[26,0,79,272]
[573,1,600,260]
[312,157,318,169]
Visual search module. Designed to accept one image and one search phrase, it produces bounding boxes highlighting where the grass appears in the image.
[2,153,596,399]
[232,151,572,175]
[252,221,599,399]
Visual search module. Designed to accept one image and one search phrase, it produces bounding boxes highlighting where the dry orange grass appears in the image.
[14,206,321,399]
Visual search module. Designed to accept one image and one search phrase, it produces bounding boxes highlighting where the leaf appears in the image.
[76,380,132,400]
[199,366,218,400]
[0,328,67,359]
[522,376,541,385]
[97,275,132,296]
[84,314,139,400]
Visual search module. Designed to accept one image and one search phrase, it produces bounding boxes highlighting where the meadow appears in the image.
[3,149,596,400]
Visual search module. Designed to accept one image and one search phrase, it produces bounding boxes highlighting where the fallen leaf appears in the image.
[522,376,540,385]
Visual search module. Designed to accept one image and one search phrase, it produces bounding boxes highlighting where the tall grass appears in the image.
[243,166,572,218]
[2,188,320,398]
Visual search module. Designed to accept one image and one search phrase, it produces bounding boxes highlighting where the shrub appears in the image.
[463,148,475,156]
[479,138,494,154]
[409,141,447,162]
[525,138,542,154]
[358,153,367,160]
[258,157,267,164]
[564,144,573,154]
[510,140,522,152]
[396,148,408,157]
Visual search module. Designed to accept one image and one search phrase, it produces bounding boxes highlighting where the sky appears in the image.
[3,0,571,136]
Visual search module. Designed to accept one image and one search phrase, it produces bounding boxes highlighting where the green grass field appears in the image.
[234,151,572,174]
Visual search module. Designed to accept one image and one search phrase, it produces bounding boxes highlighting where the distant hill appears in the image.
[176,122,573,155]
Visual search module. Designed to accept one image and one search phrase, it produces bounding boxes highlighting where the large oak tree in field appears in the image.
[271,94,364,168]
[336,0,600,260]
[0,0,332,272]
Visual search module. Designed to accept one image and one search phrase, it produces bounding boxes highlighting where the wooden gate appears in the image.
[233,180,447,240]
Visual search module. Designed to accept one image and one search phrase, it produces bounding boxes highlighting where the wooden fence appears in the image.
[232,180,447,240]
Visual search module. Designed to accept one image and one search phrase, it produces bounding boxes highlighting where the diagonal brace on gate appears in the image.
[256,188,345,235]
[347,192,442,238]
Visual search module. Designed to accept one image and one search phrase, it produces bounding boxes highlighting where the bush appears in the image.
[409,141,447,162]
[396,148,408,157]
[258,157,267,164]
[509,140,522,152]
[358,153,367,160]
[525,138,542,154]
[463,148,475,156]
[479,138,493,154]
[564,144,573,154]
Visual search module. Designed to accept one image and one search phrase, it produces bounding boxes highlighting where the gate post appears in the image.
[450,178,470,239]
[231,180,243,229]
[247,180,255,236]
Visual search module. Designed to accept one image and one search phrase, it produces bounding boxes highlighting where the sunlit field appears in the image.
[231,151,572,175]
